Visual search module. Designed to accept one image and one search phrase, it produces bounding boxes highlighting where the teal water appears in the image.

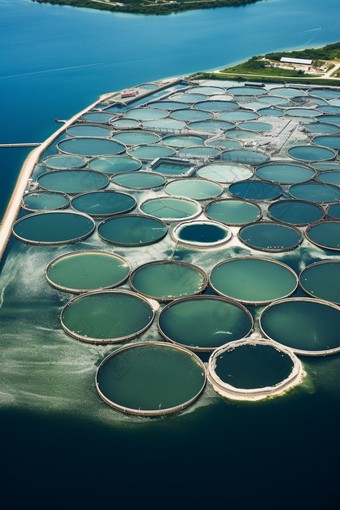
[317,171,340,185]
[71,190,136,217]
[67,124,111,137]
[256,162,315,184]
[2,0,340,508]
[268,200,324,225]
[288,145,335,161]
[98,215,168,245]
[175,222,230,245]
[111,131,160,145]
[43,155,87,169]
[165,178,223,200]
[22,192,70,211]
[159,296,253,350]
[289,182,340,203]
[89,155,141,174]
[38,169,109,193]
[239,222,303,251]
[205,198,262,225]
[58,137,125,156]
[313,135,340,149]
[197,162,252,183]
[170,108,213,121]
[306,123,340,134]
[306,221,340,250]
[299,261,340,304]
[111,171,165,189]
[229,180,282,200]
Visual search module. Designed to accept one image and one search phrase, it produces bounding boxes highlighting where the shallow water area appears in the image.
[61,291,154,343]
[205,199,262,225]
[46,251,130,293]
[210,257,298,304]
[130,261,207,301]
[158,296,253,351]
[239,222,303,252]
[96,343,205,413]
[98,214,167,246]
[12,211,95,244]
[260,298,340,354]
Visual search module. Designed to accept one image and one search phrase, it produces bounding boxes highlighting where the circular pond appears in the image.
[128,145,175,160]
[226,129,262,140]
[229,181,283,201]
[305,122,340,134]
[98,214,168,246]
[260,95,291,105]
[22,191,69,212]
[327,203,340,219]
[12,211,95,244]
[125,108,168,120]
[111,118,140,129]
[162,135,205,148]
[111,131,161,145]
[221,149,269,165]
[208,340,302,400]
[129,261,207,302]
[268,200,324,225]
[308,89,340,100]
[187,120,234,132]
[305,221,340,250]
[170,109,213,122]
[257,108,284,117]
[299,260,340,304]
[285,108,322,118]
[140,197,201,222]
[189,86,226,95]
[210,257,298,305]
[271,87,306,98]
[43,155,86,170]
[256,162,315,184]
[227,86,267,96]
[165,178,223,201]
[206,139,242,149]
[71,190,136,217]
[177,146,220,158]
[61,290,155,343]
[82,112,114,123]
[195,101,238,112]
[46,251,130,293]
[89,156,141,174]
[170,93,207,103]
[57,137,125,157]
[313,162,340,170]
[239,221,303,252]
[217,110,258,122]
[151,161,192,176]
[288,145,335,162]
[313,135,340,149]
[289,182,340,203]
[205,198,262,225]
[149,101,187,111]
[111,171,165,189]
[317,171,340,186]
[260,298,340,355]
[318,115,340,127]
[142,118,186,130]
[67,124,111,137]
[197,162,253,183]
[95,342,206,416]
[38,169,109,194]
[172,220,231,248]
[238,121,272,132]
[158,296,253,352]
[318,105,340,115]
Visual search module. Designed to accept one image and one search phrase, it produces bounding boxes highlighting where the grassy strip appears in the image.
[31,0,261,16]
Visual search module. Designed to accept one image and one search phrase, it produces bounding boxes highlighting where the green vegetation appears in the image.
[31,0,261,16]
[220,56,307,77]
[265,42,340,62]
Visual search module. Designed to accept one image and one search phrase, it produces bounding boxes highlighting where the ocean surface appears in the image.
[1,1,340,508]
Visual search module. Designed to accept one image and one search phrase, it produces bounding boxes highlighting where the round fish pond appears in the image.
[227,86,267,96]
[38,169,109,194]
[128,145,175,160]
[289,182,340,203]
[327,203,340,219]
[226,129,262,140]
[305,122,340,135]
[66,124,111,137]
[57,137,125,157]
[229,181,283,201]
[307,89,340,100]
[140,197,201,222]
[170,109,213,122]
[12,211,95,244]
[162,135,205,148]
[206,139,242,149]
[142,118,186,130]
[82,112,114,123]
[260,298,340,356]
[125,108,168,120]
[111,119,140,129]
[165,178,223,201]
[316,116,340,127]
[299,260,340,305]
[129,261,207,302]
[89,156,141,174]
[197,162,253,183]
[209,257,298,305]
[238,121,273,132]
[257,108,284,117]
[70,190,136,217]
[208,340,302,401]
[256,162,315,184]
[194,101,238,112]
[61,290,155,343]
[285,108,322,118]
[98,215,168,246]
[172,220,231,248]
[46,251,130,293]
[187,120,234,132]
[238,222,303,252]
[158,296,253,352]
[217,110,258,122]
[111,171,165,189]
[317,171,340,186]
[305,221,340,251]
[22,192,70,212]
[221,149,269,165]
[177,147,220,158]
[95,342,206,416]
[111,131,161,146]
[43,155,86,170]
[313,135,340,149]
[268,200,324,225]
[270,88,306,98]
[205,199,262,226]
[288,145,335,162]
